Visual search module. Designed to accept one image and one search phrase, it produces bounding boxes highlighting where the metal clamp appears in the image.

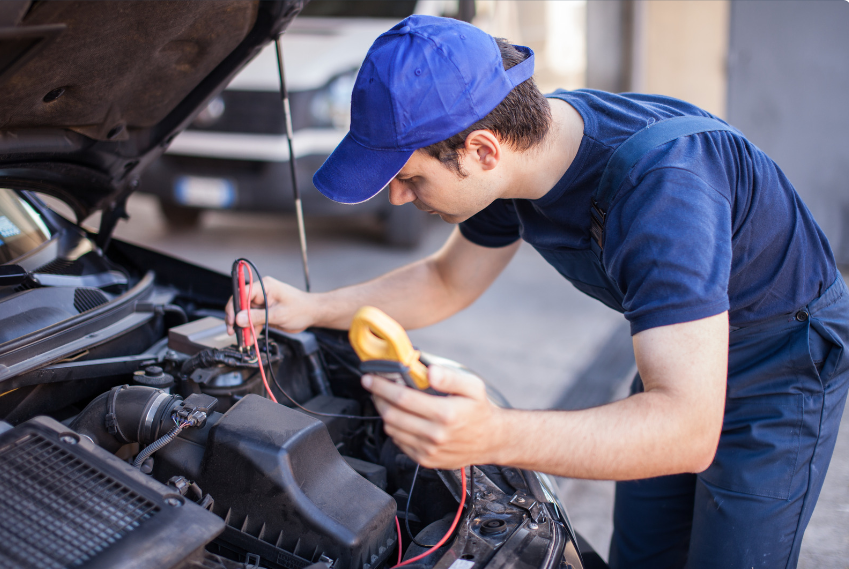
[105,384,131,443]
[509,493,546,523]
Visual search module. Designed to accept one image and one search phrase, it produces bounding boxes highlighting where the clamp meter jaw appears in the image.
[359,359,441,395]
[349,306,432,391]
[360,359,417,388]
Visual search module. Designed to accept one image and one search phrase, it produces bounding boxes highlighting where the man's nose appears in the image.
[388,180,415,206]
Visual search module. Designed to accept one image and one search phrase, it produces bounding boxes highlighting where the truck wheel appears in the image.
[383,203,425,248]
[159,201,202,229]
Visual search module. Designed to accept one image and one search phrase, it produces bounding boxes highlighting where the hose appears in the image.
[70,386,179,453]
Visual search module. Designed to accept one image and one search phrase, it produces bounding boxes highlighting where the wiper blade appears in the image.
[30,270,128,289]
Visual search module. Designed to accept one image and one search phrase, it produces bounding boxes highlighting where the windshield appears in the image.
[0,189,51,264]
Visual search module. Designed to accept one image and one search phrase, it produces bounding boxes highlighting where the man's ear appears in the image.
[464,130,501,171]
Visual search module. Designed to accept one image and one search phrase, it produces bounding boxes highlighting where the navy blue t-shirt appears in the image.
[459,89,836,335]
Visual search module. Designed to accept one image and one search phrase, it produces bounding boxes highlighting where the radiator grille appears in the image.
[0,433,160,569]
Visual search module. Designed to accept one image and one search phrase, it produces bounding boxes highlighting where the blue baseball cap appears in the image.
[313,15,535,204]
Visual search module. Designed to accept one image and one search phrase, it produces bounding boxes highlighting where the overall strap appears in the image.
[590,116,740,255]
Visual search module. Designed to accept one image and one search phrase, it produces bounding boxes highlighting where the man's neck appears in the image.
[503,98,584,201]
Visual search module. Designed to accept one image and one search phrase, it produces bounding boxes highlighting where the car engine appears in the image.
[0,198,588,569]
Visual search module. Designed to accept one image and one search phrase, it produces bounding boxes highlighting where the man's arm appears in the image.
[225,227,520,334]
[364,311,728,479]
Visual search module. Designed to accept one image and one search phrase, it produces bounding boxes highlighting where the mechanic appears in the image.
[225,15,849,569]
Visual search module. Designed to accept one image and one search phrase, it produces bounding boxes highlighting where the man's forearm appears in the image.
[310,256,463,330]
[308,228,520,331]
[489,315,728,479]
[490,389,720,480]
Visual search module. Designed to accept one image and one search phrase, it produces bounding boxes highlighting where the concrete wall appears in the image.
[587,0,729,117]
[586,0,632,94]
[726,0,849,264]
[637,1,730,117]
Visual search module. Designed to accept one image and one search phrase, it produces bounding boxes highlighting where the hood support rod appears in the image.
[95,179,135,252]
[275,36,311,293]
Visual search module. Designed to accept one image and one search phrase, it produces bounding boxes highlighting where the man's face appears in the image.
[386,149,499,224]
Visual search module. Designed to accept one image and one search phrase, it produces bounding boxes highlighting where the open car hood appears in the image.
[0,0,305,235]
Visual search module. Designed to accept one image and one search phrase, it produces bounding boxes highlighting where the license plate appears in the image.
[174,176,236,208]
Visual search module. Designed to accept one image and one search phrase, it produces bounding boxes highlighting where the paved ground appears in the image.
[102,194,849,567]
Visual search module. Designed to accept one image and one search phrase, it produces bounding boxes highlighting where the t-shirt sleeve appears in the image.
[604,167,733,335]
[459,199,522,248]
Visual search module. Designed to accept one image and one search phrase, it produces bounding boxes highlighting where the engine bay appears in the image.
[0,192,585,569]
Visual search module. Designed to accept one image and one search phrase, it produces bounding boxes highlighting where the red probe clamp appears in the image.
[231,260,255,354]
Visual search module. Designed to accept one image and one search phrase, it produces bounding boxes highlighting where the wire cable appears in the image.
[132,417,190,469]
[394,467,466,568]
[320,345,364,377]
[469,465,476,513]
[395,516,403,567]
[405,464,437,548]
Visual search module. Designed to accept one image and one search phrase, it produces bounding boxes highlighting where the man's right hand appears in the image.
[225,276,317,336]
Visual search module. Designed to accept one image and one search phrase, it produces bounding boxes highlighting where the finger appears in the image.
[383,428,461,470]
[384,427,426,453]
[224,296,235,335]
[236,307,268,329]
[390,438,427,465]
[248,275,280,305]
[362,375,447,419]
[372,396,442,441]
[382,424,432,456]
[428,366,486,399]
[249,284,267,307]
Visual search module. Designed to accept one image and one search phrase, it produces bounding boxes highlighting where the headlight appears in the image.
[310,69,358,131]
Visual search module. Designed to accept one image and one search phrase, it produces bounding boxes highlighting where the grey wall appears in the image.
[726,0,849,264]
[586,0,633,93]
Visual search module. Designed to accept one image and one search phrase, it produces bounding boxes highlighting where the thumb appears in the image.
[236,308,267,329]
[428,365,485,399]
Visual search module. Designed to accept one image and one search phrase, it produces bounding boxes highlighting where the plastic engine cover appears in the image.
[197,395,397,569]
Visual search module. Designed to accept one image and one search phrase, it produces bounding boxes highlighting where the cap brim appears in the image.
[313,133,413,204]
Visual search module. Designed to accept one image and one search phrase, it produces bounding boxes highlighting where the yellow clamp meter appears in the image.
[349,306,431,390]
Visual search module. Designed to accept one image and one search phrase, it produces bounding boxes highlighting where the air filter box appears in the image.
[0,417,224,569]
[197,395,397,569]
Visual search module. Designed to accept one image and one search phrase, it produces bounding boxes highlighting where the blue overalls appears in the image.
[549,117,849,568]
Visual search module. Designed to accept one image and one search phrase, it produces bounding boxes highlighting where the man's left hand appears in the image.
[361,366,504,469]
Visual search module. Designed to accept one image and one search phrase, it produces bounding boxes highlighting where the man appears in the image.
[225,15,849,568]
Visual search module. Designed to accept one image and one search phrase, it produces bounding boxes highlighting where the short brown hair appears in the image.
[422,38,552,177]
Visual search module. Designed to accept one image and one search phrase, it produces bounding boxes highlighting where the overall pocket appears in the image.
[809,318,843,385]
[699,393,803,500]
